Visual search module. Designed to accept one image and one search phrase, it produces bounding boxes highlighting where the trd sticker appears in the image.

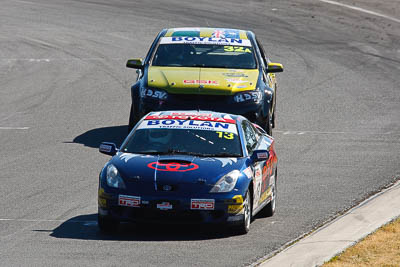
[119,195,140,208]
[157,202,173,210]
[148,162,199,172]
[191,199,215,210]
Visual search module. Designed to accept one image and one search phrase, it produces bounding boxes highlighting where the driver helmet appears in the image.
[147,129,172,145]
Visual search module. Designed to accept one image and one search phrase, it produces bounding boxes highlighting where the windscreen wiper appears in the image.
[162,149,205,157]
[207,152,242,157]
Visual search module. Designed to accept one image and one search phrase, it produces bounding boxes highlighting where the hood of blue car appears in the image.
[112,152,246,185]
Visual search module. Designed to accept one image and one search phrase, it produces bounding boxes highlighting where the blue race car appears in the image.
[98,111,277,234]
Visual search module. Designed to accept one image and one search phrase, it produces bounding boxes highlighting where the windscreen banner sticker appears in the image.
[138,119,238,134]
[160,37,252,47]
[119,195,140,208]
[146,114,235,124]
[191,199,215,210]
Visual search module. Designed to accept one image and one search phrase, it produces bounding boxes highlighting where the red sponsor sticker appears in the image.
[183,80,219,85]
[119,195,140,207]
[148,162,199,172]
[191,199,215,210]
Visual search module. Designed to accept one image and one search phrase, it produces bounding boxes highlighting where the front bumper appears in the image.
[98,189,245,224]
[138,93,266,123]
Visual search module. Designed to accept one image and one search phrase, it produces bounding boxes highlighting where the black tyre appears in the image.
[271,109,275,129]
[235,190,252,235]
[259,170,277,217]
[128,103,140,133]
[264,112,272,136]
[98,214,119,233]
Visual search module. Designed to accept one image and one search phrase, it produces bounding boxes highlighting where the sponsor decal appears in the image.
[119,195,140,207]
[140,88,167,100]
[99,144,112,153]
[226,79,248,83]
[142,200,149,204]
[228,204,243,214]
[212,30,226,38]
[172,112,213,117]
[223,46,252,53]
[191,199,215,210]
[157,202,173,210]
[138,119,238,134]
[213,29,240,39]
[223,73,248,78]
[183,80,219,85]
[146,114,235,123]
[243,167,253,179]
[259,191,269,204]
[160,37,252,47]
[234,91,261,103]
[148,162,199,172]
[257,152,269,159]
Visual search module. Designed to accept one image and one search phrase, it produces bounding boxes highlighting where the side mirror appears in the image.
[126,58,144,69]
[99,142,118,156]
[266,62,283,73]
[251,150,270,162]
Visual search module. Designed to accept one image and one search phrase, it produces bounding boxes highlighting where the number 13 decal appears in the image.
[216,131,234,139]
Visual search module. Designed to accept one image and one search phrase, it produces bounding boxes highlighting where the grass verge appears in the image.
[323,216,400,266]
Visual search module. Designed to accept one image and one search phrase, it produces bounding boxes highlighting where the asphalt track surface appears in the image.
[0,0,399,266]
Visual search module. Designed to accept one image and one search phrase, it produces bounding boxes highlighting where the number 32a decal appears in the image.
[216,131,234,139]
[224,46,252,53]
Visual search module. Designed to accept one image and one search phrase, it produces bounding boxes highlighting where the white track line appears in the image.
[1,58,123,61]
[319,0,400,24]
[0,127,29,130]
[0,218,95,223]
[275,130,399,135]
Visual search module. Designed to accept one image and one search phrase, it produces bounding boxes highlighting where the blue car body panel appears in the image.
[98,111,277,225]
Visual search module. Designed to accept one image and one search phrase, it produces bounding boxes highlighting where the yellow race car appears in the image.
[126,27,283,135]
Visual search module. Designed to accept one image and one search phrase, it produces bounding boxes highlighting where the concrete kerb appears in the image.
[253,179,400,267]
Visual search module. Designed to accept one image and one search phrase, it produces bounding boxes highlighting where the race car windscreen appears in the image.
[120,119,242,157]
[152,37,256,69]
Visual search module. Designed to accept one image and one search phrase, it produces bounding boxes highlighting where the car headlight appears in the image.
[210,170,241,193]
[106,164,126,189]
[140,88,168,100]
[233,90,262,103]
